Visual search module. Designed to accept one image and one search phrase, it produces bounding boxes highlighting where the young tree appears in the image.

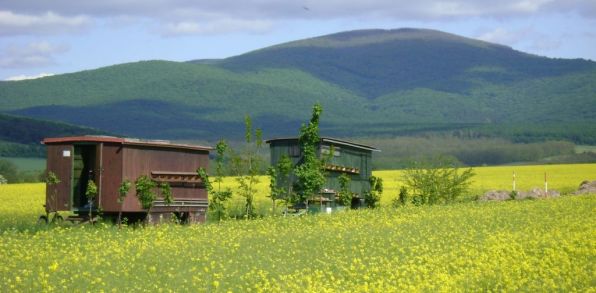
[402,156,475,205]
[294,103,326,205]
[267,154,296,215]
[85,180,98,223]
[45,171,61,215]
[134,175,157,223]
[117,179,131,228]
[392,186,408,208]
[337,173,352,207]
[266,166,279,215]
[232,115,263,219]
[197,140,233,222]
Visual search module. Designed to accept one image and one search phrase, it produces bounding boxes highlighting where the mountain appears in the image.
[219,28,595,98]
[1,28,595,143]
[0,113,108,157]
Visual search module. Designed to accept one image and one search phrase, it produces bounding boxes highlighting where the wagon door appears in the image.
[46,144,73,212]
[71,144,98,212]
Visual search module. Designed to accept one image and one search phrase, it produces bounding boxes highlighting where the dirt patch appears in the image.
[481,190,511,201]
[519,188,560,199]
[573,180,596,195]
[481,188,560,201]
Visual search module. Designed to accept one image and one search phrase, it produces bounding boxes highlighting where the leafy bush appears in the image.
[134,175,157,210]
[393,186,409,208]
[402,156,475,205]
[365,176,383,208]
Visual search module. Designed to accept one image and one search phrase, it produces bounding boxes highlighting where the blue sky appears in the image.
[1,0,595,80]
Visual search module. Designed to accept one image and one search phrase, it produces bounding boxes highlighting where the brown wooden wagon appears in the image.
[40,136,212,224]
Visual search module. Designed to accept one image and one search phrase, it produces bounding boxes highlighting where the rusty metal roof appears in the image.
[42,135,213,151]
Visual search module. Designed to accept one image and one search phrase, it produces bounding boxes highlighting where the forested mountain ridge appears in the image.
[1,28,595,143]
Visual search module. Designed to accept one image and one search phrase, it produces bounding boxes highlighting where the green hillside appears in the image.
[0,113,106,157]
[1,61,369,139]
[1,28,595,143]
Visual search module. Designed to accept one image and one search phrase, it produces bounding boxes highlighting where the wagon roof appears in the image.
[42,135,213,151]
[265,137,379,152]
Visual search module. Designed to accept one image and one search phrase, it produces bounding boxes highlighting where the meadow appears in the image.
[0,164,594,291]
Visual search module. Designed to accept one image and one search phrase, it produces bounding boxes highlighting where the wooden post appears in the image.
[512,171,516,192]
[544,172,548,195]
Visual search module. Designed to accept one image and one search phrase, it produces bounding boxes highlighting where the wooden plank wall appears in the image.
[98,143,123,212]
[121,146,209,212]
[45,144,73,212]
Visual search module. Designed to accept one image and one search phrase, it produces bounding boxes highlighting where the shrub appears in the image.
[393,186,409,207]
[365,176,383,208]
[509,190,518,200]
[402,156,475,205]
[135,175,157,210]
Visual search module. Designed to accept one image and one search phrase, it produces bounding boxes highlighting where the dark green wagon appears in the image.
[266,137,379,212]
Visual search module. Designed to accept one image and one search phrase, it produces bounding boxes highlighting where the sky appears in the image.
[1,0,595,81]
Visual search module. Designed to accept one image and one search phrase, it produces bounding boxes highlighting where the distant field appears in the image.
[576,145,596,153]
[1,157,45,171]
[0,183,593,291]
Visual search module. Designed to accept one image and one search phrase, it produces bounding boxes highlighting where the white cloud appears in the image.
[1,1,594,37]
[162,19,273,36]
[477,27,532,45]
[0,42,69,68]
[508,0,555,13]
[0,10,91,36]
[5,73,55,81]
[477,27,563,55]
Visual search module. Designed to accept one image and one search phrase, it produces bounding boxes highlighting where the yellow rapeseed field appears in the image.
[376,163,596,205]
[0,164,594,291]
[221,163,596,209]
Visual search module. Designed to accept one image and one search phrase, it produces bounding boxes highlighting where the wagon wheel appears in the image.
[51,213,64,224]
[37,215,48,225]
